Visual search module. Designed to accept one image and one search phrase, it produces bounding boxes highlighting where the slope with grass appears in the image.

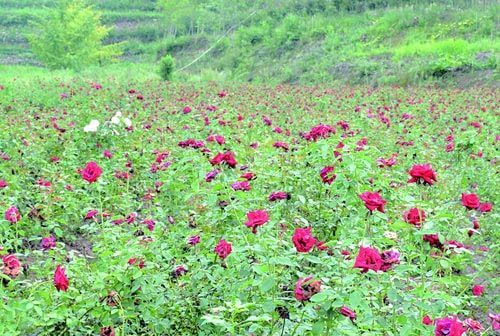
[0,0,498,85]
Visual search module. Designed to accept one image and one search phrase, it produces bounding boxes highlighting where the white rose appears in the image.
[111,116,120,125]
[84,119,99,132]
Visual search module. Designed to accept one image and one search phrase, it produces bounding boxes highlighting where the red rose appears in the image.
[408,164,437,185]
[434,317,466,336]
[244,210,269,234]
[4,206,21,223]
[303,124,335,141]
[461,193,480,209]
[489,314,500,331]
[320,166,336,184]
[423,315,433,325]
[103,150,113,159]
[210,151,237,168]
[273,141,289,151]
[268,191,290,202]
[359,191,386,213]
[478,202,492,212]
[380,249,400,271]
[240,172,256,181]
[100,326,115,336]
[231,181,251,191]
[464,319,484,333]
[339,306,356,321]
[294,276,321,301]
[292,227,316,253]
[423,233,443,250]
[80,161,102,183]
[40,236,56,250]
[2,254,21,277]
[403,208,425,227]
[472,284,484,296]
[54,265,69,292]
[214,239,232,259]
[353,246,383,272]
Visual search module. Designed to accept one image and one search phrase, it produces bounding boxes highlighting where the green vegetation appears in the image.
[26,0,122,69]
[159,54,175,80]
[0,0,498,84]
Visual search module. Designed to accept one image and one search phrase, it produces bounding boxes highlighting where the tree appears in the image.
[159,54,175,80]
[27,0,122,70]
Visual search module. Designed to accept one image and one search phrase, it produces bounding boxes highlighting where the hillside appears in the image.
[0,0,498,85]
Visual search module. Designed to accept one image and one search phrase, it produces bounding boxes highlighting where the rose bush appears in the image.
[0,81,497,335]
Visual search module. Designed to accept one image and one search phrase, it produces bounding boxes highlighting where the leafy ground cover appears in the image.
[0,80,498,335]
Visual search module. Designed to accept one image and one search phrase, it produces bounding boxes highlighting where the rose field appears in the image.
[0,80,498,335]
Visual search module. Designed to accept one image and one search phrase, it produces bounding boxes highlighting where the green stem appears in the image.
[280,318,286,336]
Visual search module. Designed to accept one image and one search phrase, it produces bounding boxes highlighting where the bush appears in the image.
[26,0,122,70]
[159,54,175,80]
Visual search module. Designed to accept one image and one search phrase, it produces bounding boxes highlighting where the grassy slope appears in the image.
[0,0,498,85]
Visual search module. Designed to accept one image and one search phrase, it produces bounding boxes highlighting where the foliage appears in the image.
[0,76,498,335]
[1,0,499,84]
[26,0,122,69]
[159,54,175,80]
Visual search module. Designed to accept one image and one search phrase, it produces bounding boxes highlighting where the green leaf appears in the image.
[349,290,362,308]
[311,321,325,335]
[260,277,275,292]
[262,300,275,313]
[298,195,306,204]
[310,291,329,302]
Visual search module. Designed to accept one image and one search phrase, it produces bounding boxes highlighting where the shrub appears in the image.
[159,54,175,80]
[26,0,122,70]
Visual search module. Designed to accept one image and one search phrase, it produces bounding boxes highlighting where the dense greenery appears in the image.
[0,0,498,82]
[159,54,175,80]
[0,2,498,335]
[0,73,498,336]
[26,0,122,69]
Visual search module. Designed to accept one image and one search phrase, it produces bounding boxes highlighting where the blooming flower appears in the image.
[5,206,21,223]
[423,233,443,250]
[268,191,290,202]
[84,119,99,132]
[408,164,437,185]
[461,193,480,209]
[231,180,251,191]
[320,166,336,184]
[403,208,425,227]
[244,210,269,234]
[210,151,237,168]
[359,191,386,213]
[40,236,56,250]
[187,235,200,246]
[434,317,466,336]
[80,161,102,183]
[472,284,484,296]
[353,246,383,272]
[478,202,492,212]
[292,227,317,253]
[339,306,356,321]
[214,239,232,259]
[2,254,21,277]
[303,124,335,141]
[54,265,69,291]
[294,276,321,301]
